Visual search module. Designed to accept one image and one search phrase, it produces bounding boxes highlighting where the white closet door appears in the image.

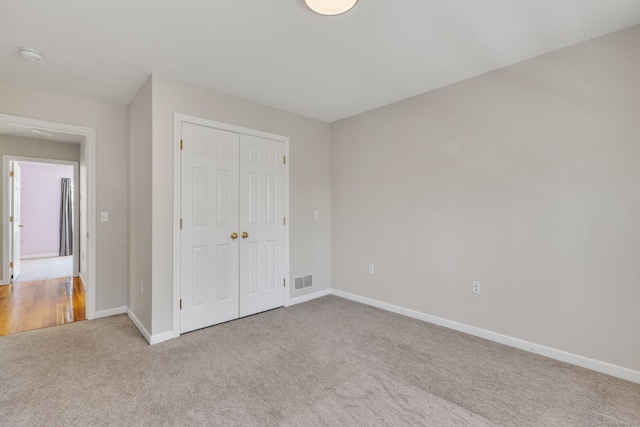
[181,123,240,333]
[238,134,286,317]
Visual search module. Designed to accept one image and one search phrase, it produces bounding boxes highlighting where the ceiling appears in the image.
[1,1,639,123]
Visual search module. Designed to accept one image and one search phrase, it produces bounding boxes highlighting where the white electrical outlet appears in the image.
[368,264,375,274]
[472,281,481,295]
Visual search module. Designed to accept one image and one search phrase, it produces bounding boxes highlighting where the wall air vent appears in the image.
[294,274,313,291]
[303,275,313,288]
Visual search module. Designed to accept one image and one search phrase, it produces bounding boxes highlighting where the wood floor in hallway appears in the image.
[0,277,85,336]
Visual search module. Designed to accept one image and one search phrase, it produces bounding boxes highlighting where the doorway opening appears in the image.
[2,156,84,336]
[7,158,79,283]
[0,113,96,336]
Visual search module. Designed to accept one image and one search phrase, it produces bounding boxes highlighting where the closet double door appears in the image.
[180,123,285,334]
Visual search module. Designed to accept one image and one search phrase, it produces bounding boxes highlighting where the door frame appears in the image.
[172,113,290,339]
[3,156,80,280]
[0,113,97,320]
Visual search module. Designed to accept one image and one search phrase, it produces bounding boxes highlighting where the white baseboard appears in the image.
[95,306,127,318]
[20,253,59,259]
[126,308,151,344]
[331,289,640,385]
[127,308,174,345]
[150,330,175,345]
[287,288,331,307]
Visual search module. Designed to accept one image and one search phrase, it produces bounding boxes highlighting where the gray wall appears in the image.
[0,134,80,282]
[0,81,129,312]
[127,77,153,331]
[145,75,332,336]
[331,26,640,372]
[0,134,80,160]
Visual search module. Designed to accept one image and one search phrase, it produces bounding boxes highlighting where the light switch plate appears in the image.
[100,212,109,222]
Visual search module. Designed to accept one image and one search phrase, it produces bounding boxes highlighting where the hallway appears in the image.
[0,276,85,336]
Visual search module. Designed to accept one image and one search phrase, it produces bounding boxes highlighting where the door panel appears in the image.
[238,135,285,317]
[181,124,240,333]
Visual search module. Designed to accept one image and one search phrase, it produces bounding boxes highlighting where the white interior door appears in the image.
[10,161,21,280]
[238,135,286,317]
[181,123,240,333]
[180,123,287,333]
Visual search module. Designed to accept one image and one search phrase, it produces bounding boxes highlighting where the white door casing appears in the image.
[180,124,241,333]
[238,135,285,317]
[179,120,288,334]
[10,161,21,280]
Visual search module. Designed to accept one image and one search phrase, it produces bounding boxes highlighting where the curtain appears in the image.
[59,178,73,256]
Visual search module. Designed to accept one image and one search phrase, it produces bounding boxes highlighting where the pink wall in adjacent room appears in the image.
[19,162,73,257]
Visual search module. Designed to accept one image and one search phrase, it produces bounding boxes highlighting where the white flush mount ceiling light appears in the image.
[19,47,43,61]
[305,0,358,16]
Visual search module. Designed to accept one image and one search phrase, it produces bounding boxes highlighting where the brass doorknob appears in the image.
[230,232,238,240]
[19,224,25,228]
[241,231,249,239]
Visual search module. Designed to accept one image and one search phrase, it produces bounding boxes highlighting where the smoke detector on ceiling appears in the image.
[19,47,43,62]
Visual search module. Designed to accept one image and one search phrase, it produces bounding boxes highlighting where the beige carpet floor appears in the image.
[0,296,638,426]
